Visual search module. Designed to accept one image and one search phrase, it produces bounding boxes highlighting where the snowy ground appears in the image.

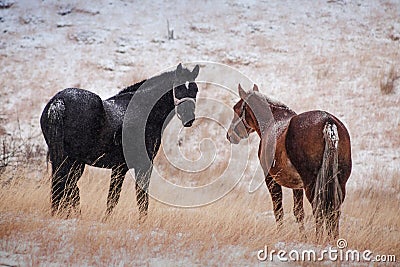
[1,0,399,265]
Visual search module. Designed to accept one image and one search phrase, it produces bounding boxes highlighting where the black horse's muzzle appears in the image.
[175,98,196,127]
[184,119,194,127]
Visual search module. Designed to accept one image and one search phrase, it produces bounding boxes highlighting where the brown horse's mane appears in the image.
[252,91,296,114]
[266,96,292,111]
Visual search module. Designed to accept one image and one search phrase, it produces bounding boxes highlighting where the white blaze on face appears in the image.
[185,81,189,90]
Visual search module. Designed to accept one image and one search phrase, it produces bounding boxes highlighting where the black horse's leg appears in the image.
[50,157,68,216]
[265,174,283,227]
[104,164,128,221]
[135,165,152,224]
[63,161,85,217]
[293,189,305,235]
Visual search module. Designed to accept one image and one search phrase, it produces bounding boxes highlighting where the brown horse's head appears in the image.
[226,84,260,144]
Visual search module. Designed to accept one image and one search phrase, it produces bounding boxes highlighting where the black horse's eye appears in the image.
[174,84,187,99]
[174,82,197,99]
[188,82,198,97]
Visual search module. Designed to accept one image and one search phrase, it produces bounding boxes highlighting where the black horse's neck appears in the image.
[119,71,176,132]
[147,89,175,131]
[118,70,175,95]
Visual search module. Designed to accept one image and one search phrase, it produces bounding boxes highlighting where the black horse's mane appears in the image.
[117,69,180,96]
[117,79,147,95]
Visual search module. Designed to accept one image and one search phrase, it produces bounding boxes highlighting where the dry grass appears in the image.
[380,65,398,94]
[0,164,399,265]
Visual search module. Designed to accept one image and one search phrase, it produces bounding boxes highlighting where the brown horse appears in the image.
[227,84,352,241]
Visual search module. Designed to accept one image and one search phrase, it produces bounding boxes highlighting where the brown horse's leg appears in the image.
[325,183,345,240]
[293,189,305,233]
[315,212,324,242]
[103,164,128,221]
[135,166,152,224]
[327,210,340,240]
[304,186,324,242]
[265,174,283,227]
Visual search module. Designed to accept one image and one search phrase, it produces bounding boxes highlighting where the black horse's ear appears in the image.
[238,84,247,99]
[192,65,200,79]
[176,63,183,74]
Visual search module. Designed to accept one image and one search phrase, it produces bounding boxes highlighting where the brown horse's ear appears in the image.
[238,84,247,99]
[253,84,259,92]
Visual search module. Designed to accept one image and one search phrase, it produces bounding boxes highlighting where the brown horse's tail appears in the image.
[312,122,343,238]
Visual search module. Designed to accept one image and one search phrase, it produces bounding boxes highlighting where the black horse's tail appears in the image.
[46,98,66,169]
[313,122,343,237]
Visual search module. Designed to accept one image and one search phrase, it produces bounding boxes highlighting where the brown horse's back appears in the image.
[286,110,352,199]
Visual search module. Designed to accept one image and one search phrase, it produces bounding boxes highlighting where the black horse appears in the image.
[40,63,200,222]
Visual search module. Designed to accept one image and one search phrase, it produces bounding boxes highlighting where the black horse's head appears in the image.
[172,63,200,127]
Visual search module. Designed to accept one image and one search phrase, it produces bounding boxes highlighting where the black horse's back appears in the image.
[41,88,106,163]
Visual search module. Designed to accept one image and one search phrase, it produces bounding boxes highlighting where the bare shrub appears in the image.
[0,123,46,175]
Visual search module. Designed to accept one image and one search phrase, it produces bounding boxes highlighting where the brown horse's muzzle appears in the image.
[227,116,249,144]
[227,131,239,144]
[227,126,245,144]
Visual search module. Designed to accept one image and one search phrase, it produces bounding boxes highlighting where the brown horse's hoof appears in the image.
[298,225,306,240]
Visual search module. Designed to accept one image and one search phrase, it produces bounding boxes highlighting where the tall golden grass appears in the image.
[0,163,399,265]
